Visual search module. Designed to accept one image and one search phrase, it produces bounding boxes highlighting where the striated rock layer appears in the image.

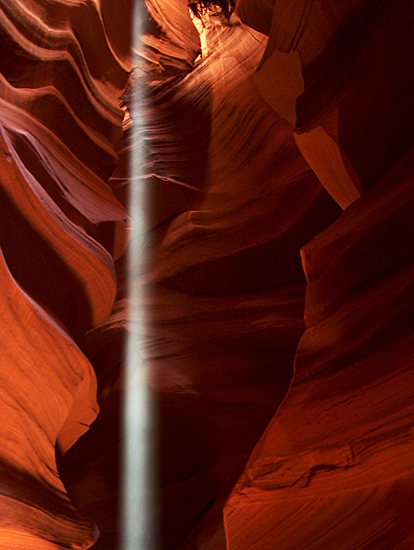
[2,0,414,548]
[138,3,341,548]
[224,1,414,548]
[0,0,130,547]
[225,143,414,550]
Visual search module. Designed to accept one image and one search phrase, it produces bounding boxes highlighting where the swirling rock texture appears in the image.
[224,1,414,550]
[0,0,131,547]
[1,0,414,550]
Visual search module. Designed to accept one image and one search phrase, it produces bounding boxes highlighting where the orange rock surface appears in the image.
[0,0,129,547]
[1,0,414,548]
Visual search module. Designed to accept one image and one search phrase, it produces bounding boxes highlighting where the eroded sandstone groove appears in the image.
[1,0,414,548]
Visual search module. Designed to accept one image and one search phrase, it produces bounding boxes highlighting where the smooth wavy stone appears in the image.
[0,248,99,549]
[61,278,307,548]
[0,124,118,340]
[142,0,201,75]
[239,0,414,195]
[0,0,130,548]
[142,282,305,548]
[224,147,414,549]
[145,16,340,293]
[56,296,128,549]
[0,0,131,179]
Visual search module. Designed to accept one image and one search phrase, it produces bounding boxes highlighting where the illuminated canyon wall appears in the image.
[0,0,130,547]
[1,0,414,548]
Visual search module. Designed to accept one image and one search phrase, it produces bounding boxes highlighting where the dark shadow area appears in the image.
[0,184,93,341]
[0,458,97,546]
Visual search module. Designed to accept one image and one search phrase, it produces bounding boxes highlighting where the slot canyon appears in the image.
[1,0,414,548]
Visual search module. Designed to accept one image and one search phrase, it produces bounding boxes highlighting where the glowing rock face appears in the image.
[224,149,414,550]
[141,0,414,547]
[0,0,129,547]
[223,1,414,549]
[2,0,414,548]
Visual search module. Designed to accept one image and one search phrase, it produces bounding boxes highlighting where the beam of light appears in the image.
[121,1,157,547]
